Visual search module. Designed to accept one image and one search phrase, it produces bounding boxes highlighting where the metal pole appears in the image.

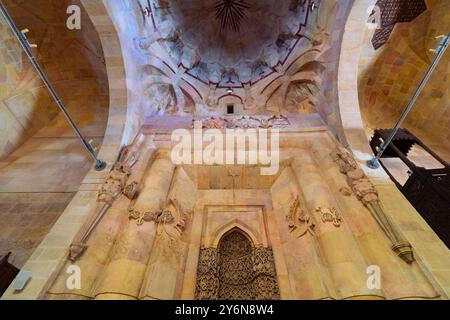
[368,33,450,169]
[0,1,107,171]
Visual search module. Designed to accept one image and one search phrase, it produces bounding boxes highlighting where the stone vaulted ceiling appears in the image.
[129,0,334,116]
[152,0,315,87]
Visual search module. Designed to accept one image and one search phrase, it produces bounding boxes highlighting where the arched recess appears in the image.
[195,227,280,301]
[80,0,129,166]
[1,0,129,300]
[211,219,263,248]
[337,0,379,164]
[337,0,450,298]
[216,229,257,300]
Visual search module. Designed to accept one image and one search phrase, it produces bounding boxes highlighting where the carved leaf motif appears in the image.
[316,206,342,227]
[286,196,315,237]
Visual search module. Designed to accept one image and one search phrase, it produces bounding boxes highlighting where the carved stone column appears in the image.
[46,134,153,299]
[330,146,414,264]
[291,151,379,299]
[94,151,176,300]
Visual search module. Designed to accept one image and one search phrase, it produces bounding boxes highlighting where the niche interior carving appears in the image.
[195,228,280,300]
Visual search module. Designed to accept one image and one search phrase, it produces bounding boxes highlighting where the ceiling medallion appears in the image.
[214,0,250,32]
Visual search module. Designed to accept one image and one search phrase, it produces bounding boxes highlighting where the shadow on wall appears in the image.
[0,0,109,160]
[358,0,450,161]
[0,0,109,268]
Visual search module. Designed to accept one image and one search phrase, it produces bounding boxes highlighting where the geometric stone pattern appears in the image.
[195,229,280,300]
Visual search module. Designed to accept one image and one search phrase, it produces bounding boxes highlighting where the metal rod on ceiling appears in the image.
[367,33,450,170]
[0,1,107,171]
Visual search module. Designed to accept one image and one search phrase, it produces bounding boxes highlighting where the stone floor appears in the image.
[0,192,75,268]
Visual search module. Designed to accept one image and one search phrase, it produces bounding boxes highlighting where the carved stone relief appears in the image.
[331,146,415,264]
[316,206,342,228]
[286,196,315,237]
[195,248,220,300]
[195,229,280,300]
[194,115,291,129]
[129,198,191,235]
[69,140,144,262]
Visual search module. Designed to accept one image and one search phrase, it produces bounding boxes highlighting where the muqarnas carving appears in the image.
[331,147,415,264]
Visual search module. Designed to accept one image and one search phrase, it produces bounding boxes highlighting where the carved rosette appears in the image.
[128,209,162,226]
[331,147,415,264]
[123,181,139,200]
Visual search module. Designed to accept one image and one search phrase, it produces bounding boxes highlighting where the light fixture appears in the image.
[227,88,234,94]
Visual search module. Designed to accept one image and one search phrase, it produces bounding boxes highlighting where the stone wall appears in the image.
[0,0,109,159]
[358,0,450,160]
[0,0,109,272]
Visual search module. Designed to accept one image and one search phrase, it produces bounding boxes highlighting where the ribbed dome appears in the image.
[153,0,308,86]
[170,0,289,67]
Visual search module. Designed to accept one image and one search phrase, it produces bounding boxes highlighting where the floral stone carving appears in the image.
[316,206,342,227]
[129,198,190,236]
[286,196,315,237]
[195,230,280,300]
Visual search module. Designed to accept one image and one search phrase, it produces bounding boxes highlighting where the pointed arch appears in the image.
[211,219,262,248]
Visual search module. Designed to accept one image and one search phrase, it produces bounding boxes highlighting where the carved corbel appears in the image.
[68,140,143,262]
[331,147,415,264]
[286,196,315,237]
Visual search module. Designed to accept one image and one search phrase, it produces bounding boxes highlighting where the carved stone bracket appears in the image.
[68,139,143,262]
[286,196,315,237]
[331,147,415,264]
